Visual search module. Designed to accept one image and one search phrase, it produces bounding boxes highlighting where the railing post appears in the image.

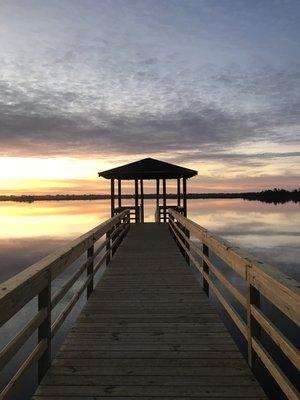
[202,243,209,296]
[87,244,94,299]
[38,271,51,383]
[106,229,111,265]
[246,266,261,369]
[184,226,190,265]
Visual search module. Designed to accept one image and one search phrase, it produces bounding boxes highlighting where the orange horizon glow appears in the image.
[0,155,299,196]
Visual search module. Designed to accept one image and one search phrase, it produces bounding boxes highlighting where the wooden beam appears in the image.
[38,273,51,383]
[247,283,261,369]
[162,179,167,223]
[87,245,94,299]
[177,178,181,207]
[140,179,144,223]
[183,178,187,217]
[134,179,139,223]
[118,180,121,208]
[202,244,209,296]
[110,179,115,218]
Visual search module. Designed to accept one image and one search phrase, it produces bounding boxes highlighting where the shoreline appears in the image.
[0,189,299,204]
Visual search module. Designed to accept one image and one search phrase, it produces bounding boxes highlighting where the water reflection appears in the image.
[0,199,299,399]
[0,199,299,281]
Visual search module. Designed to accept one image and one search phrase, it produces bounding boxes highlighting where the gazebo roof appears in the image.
[98,158,197,180]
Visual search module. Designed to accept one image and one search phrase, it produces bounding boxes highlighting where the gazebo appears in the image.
[98,158,197,223]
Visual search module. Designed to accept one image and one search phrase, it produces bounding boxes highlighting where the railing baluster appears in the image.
[202,243,209,296]
[37,271,51,383]
[87,244,94,299]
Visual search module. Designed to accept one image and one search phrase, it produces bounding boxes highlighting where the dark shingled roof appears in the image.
[98,158,198,180]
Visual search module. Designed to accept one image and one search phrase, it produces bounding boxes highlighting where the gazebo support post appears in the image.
[182,177,190,263]
[156,179,160,222]
[140,179,144,223]
[118,179,121,208]
[134,179,139,223]
[177,178,181,208]
[163,178,167,222]
[183,178,187,217]
[110,179,115,217]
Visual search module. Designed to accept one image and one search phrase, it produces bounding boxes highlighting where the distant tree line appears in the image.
[0,188,298,204]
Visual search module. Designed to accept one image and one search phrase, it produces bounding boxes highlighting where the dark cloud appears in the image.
[0,62,299,164]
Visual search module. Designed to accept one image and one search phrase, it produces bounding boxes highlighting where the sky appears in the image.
[0,0,299,194]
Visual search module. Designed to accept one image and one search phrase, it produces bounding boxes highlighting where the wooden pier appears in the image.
[33,223,266,399]
[0,157,299,400]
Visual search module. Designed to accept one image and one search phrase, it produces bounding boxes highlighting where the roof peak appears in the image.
[98,157,198,180]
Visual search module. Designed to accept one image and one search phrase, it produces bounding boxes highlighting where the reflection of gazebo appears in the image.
[98,158,197,223]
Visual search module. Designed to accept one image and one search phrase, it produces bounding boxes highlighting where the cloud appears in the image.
[0,63,299,163]
[0,0,299,173]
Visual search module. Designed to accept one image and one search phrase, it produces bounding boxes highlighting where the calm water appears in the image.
[1,198,298,281]
[0,199,299,399]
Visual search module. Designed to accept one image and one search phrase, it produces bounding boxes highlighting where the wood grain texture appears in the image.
[34,223,266,399]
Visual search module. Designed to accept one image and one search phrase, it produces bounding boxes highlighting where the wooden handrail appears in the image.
[168,208,300,400]
[0,209,130,399]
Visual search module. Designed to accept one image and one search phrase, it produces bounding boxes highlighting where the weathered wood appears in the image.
[0,211,129,326]
[38,275,51,383]
[0,308,46,371]
[35,384,265,397]
[140,179,144,223]
[134,179,139,223]
[247,281,261,368]
[87,245,94,298]
[34,224,266,399]
[177,178,181,207]
[169,209,300,400]
[169,220,246,309]
[252,338,299,400]
[117,179,121,208]
[163,178,167,222]
[182,178,187,216]
[251,305,300,370]
[110,178,115,217]
[203,243,209,296]
[0,339,47,399]
[51,259,90,309]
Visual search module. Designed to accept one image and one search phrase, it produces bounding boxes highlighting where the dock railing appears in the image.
[0,209,130,400]
[168,208,300,400]
[114,206,140,223]
[155,205,184,223]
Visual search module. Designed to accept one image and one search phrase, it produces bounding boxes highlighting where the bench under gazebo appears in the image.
[98,157,197,222]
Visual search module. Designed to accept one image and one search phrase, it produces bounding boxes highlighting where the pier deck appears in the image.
[33,223,266,399]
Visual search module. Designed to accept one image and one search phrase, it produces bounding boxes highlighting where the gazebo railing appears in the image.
[114,206,141,223]
[155,205,184,223]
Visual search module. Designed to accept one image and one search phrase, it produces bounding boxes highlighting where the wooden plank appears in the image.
[33,397,266,400]
[33,223,266,399]
[41,375,259,386]
[46,365,253,376]
[52,357,251,368]
[35,385,265,397]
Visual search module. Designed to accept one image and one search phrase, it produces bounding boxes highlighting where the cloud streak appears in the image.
[0,0,299,185]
